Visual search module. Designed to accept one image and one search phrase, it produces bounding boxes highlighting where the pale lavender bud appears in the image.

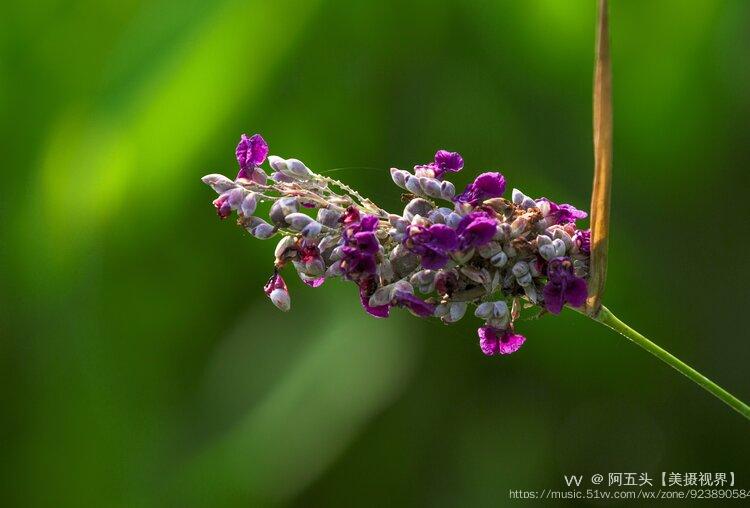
[420,177,443,199]
[246,217,275,239]
[490,251,508,267]
[511,188,526,206]
[390,168,408,189]
[552,229,574,250]
[445,212,463,229]
[535,246,556,261]
[301,221,322,238]
[285,158,312,180]
[269,197,299,226]
[264,273,290,312]
[317,208,341,227]
[241,192,258,217]
[272,171,295,183]
[551,238,567,257]
[404,175,422,195]
[388,214,409,231]
[440,181,455,200]
[285,212,315,231]
[511,261,529,278]
[317,235,338,253]
[268,155,288,173]
[403,198,434,222]
[227,187,247,209]
[202,174,236,193]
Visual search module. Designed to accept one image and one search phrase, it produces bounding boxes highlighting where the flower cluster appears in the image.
[203,134,591,356]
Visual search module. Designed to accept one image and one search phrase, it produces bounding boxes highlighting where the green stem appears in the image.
[588,305,750,420]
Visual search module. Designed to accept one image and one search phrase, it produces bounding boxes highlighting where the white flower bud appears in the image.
[552,238,567,257]
[390,168,408,189]
[440,181,455,200]
[268,156,289,173]
[269,288,290,312]
[511,188,527,206]
[301,221,323,238]
[539,244,556,261]
[202,174,236,193]
[285,158,312,180]
[404,175,423,195]
[241,192,258,217]
[490,251,508,267]
[285,213,315,231]
[512,261,529,278]
[420,177,443,199]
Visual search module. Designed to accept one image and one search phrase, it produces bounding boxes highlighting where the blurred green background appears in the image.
[2,0,749,506]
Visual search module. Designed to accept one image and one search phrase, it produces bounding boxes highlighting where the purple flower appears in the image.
[455,210,497,250]
[341,246,378,279]
[574,228,591,254]
[359,277,390,318]
[264,273,290,312]
[394,290,435,317]
[404,223,458,270]
[414,149,464,180]
[537,198,588,225]
[339,209,381,281]
[454,172,506,204]
[478,326,526,355]
[235,133,269,182]
[212,194,232,219]
[542,257,588,314]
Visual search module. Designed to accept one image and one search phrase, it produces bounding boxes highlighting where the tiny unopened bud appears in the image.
[490,251,508,267]
[516,272,533,287]
[539,244,556,261]
[301,221,322,238]
[551,238,567,257]
[512,261,529,278]
[268,155,288,173]
[246,218,276,239]
[202,174,236,193]
[420,177,443,199]
[227,187,247,209]
[390,168,408,189]
[317,208,341,227]
[440,181,455,200]
[285,158,312,180]
[403,198,434,221]
[285,212,315,231]
[264,273,290,312]
[241,192,258,217]
[511,188,527,206]
[446,212,462,229]
[404,175,422,195]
